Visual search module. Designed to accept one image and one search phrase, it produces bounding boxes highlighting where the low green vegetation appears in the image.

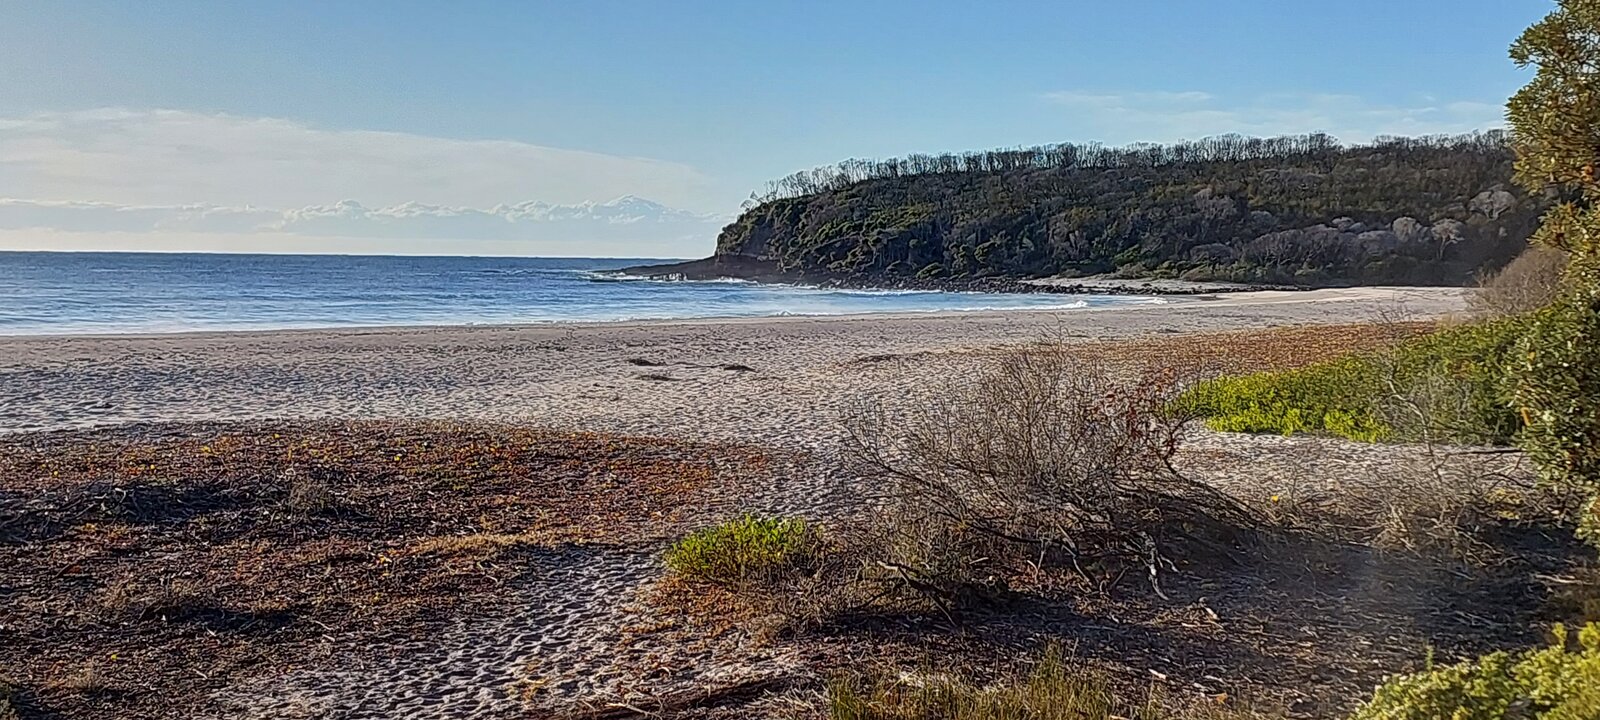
[664,515,815,584]
[1350,623,1600,720]
[828,646,1262,720]
[1177,319,1526,444]
[1179,354,1387,441]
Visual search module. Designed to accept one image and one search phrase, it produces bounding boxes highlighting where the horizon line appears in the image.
[0,248,690,262]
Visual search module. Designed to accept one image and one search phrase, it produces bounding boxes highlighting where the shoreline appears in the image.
[0,285,1462,341]
[614,254,1317,295]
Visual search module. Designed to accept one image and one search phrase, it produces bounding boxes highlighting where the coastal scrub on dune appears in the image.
[1187,0,1600,555]
[650,336,1587,720]
[1169,3,1600,716]
[1350,623,1600,720]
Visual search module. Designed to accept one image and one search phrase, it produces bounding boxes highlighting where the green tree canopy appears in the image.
[1509,0,1600,254]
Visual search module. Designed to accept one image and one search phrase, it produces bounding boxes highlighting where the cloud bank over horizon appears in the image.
[0,195,729,257]
[0,109,721,212]
[0,108,734,256]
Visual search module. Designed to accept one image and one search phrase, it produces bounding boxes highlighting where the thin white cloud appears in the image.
[0,196,727,255]
[0,109,717,212]
[1040,90,1217,108]
[0,228,699,258]
[1039,90,1505,144]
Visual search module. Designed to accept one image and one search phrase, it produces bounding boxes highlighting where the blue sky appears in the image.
[0,1,1551,256]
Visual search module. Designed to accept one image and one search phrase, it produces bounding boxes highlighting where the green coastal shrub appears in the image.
[664,515,815,584]
[1178,355,1386,441]
[1390,319,1528,444]
[1349,623,1600,720]
[1501,0,1600,544]
[1509,259,1600,543]
[1177,320,1526,444]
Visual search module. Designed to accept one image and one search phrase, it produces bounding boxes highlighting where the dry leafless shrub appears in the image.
[1469,245,1569,319]
[842,343,1259,605]
[1375,363,1487,444]
[95,575,215,623]
[1359,335,1554,560]
[1251,426,1542,564]
[1366,458,1531,562]
[283,464,337,515]
[0,679,18,720]
[1546,566,1600,625]
[51,662,109,697]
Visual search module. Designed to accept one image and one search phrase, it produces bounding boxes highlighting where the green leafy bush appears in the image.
[1349,623,1600,720]
[664,516,815,584]
[1389,320,1528,443]
[1178,320,1526,444]
[1509,259,1600,542]
[1324,409,1391,444]
[1178,355,1386,441]
[1501,0,1600,545]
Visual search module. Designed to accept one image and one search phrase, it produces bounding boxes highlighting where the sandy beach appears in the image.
[0,286,1466,440]
[14,284,1556,720]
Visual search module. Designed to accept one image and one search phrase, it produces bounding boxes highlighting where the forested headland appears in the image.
[691,132,1542,287]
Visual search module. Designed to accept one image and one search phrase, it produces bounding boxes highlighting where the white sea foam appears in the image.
[582,270,756,285]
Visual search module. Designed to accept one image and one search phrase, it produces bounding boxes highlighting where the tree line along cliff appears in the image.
[713,132,1541,286]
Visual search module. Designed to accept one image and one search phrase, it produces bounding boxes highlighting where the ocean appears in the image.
[0,251,1162,335]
